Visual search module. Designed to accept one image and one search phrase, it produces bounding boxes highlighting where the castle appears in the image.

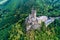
[25,8,58,31]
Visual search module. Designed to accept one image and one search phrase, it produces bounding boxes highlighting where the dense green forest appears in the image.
[0,0,60,40]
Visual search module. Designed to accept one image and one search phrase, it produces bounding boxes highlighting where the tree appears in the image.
[8,23,24,40]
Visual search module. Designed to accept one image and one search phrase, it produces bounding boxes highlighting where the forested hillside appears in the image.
[0,0,60,40]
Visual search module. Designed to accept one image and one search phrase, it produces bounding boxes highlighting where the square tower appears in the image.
[31,8,36,19]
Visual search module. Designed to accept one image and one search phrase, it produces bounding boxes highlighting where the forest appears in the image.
[0,0,60,40]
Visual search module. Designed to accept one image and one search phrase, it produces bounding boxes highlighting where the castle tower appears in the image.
[31,8,36,19]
